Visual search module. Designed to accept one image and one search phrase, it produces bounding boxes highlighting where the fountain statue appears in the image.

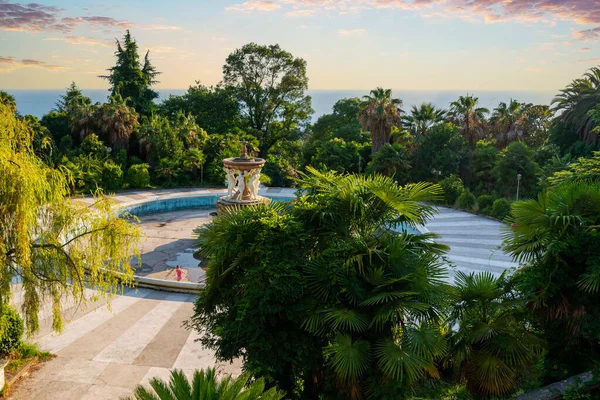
[217,141,271,213]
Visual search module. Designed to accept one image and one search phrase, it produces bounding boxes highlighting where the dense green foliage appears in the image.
[127,368,285,400]
[0,306,24,356]
[505,182,600,383]
[100,30,159,116]
[192,170,453,399]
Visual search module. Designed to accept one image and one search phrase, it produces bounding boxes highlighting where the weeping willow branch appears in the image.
[1,102,142,334]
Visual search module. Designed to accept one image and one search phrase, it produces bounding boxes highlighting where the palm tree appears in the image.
[446,271,542,398]
[126,368,284,400]
[297,169,451,399]
[70,101,97,141]
[358,88,403,154]
[183,148,206,182]
[449,95,489,148]
[552,66,600,146]
[96,93,139,150]
[490,99,525,148]
[402,103,446,137]
[503,181,600,379]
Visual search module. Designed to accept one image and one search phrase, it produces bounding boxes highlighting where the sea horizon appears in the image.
[5,88,557,121]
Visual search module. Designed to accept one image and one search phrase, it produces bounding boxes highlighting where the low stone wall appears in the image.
[511,372,594,400]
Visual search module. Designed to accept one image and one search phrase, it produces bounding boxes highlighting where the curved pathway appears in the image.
[8,189,515,399]
[425,205,518,283]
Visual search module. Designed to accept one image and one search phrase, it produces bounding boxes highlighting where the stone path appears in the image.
[424,205,518,283]
[9,288,241,400]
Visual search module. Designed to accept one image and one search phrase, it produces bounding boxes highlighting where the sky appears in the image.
[0,0,599,92]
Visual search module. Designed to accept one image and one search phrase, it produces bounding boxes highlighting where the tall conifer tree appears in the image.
[101,30,160,116]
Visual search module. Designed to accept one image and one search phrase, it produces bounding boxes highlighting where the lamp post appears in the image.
[431,168,442,183]
[516,173,522,201]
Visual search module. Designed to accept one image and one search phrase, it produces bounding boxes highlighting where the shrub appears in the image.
[259,172,272,186]
[458,189,476,210]
[439,174,464,206]
[102,160,123,191]
[126,163,151,188]
[0,306,24,356]
[491,198,512,220]
[476,194,494,214]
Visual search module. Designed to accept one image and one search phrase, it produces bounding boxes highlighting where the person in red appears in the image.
[175,265,183,282]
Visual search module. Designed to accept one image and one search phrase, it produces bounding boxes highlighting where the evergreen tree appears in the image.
[100,30,160,116]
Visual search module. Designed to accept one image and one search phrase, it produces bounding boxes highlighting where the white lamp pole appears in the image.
[516,173,522,201]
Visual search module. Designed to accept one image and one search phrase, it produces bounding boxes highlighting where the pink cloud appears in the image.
[0,1,133,33]
[0,56,69,71]
[226,0,282,12]
[339,28,366,36]
[224,0,600,41]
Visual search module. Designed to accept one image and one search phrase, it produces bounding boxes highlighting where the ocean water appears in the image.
[6,88,555,121]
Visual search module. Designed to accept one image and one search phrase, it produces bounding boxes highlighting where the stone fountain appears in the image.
[216,141,271,213]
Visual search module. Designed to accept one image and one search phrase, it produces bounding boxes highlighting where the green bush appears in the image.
[102,160,123,191]
[491,198,512,220]
[0,306,24,356]
[439,174,464,206]
[126,163,151,188]
[476,194,494,213]
[458,189,476,210]
[259,172,272,186]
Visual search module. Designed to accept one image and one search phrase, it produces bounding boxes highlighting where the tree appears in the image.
[191,169,450,399]
[159,82,241,134]
[547,151,600,186]
[222,43,312,156]
[95,93,139,150]
[365,142,410,183]
[0,102,141,333]
[183,148,206,182]
[190,202,321,396]
[402,102,446,137]
[0,90,17,113]
[56,82,91,113]
[449,95,489,149]
[446,272,542,398]
[70,101,97,142]
[412,122,471,183]
[505,182,600,382]
[552,65,600,147]
[358,88,403,154]
[470,140,499,194]
[492,142,539,199]
[303,98,370,170]
[127,368,284,400]
[100,30,160,116]
[489,99,524,148]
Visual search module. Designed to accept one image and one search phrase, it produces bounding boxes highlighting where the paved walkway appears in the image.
[8,189,517,399]
[424,206,518,283]
[10,288,241,400]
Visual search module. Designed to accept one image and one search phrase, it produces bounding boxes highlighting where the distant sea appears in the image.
[6,89,556,121]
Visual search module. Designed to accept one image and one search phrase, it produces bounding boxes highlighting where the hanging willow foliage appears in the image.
[0,102,142,334]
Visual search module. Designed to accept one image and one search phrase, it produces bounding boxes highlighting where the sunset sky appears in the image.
[1,0,599,91]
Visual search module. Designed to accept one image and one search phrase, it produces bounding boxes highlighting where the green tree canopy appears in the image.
[552,65,600,147]
[449,95,489,149]
[222,43,312,156]
[101,30,160,116]
[159,82,241,134]
[0,102,141,333]
[358,88,403,154]
[191,169,450,399]
[492,141,539,199]
[412,122,471,182]
[505,181,600,382]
